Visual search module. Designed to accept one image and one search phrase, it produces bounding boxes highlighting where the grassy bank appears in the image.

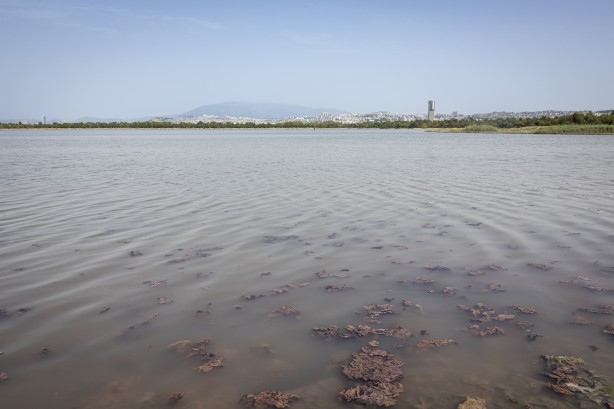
[435,124,614,135]
[429,126,541,134]
[532,124,614,134]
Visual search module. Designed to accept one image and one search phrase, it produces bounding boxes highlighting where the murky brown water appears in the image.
[1,129,613,408]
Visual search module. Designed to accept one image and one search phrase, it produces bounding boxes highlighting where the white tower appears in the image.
[427,100,435,121]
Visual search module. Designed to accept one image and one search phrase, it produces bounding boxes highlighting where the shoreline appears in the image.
[1,124,613,135]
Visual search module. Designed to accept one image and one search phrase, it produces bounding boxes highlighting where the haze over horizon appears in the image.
[1,0,613,120]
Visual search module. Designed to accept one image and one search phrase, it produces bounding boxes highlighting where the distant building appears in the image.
[428,100,435,121]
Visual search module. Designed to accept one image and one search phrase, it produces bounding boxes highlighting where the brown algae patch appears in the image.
[322,284,354,292]
[198,358,224,373]
[312,324,412,340]
[458,303,515,323]
[240,390,300,408]
[572,314,593,325]
[415,339,458,351]
[512,305,537,314]
[167,392,184,404]
[467,325,505,337]
[542,355,614,406]
[457,396,487,409]
[578,304,614,315]
[15,306,33,317]
[362,303,394,323]
[167,339,210,356]
[167,338,223,374]
[398,277,438,286]
[483,283,505,293]
[527,263,553,271]
[423,265,451,272]
[269,306,300,317]
[338,345,404,407]
[271,282,310,295]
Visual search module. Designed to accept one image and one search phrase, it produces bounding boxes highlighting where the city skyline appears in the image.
[3,99,602,125]
[1,0,613,119]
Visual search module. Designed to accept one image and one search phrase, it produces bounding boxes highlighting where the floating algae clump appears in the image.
[167,392,184,404]
[578,304,614,315]
[269,305,300,317]
[338,345,404,406]
[542,354,614,407]
[198,357,224,373]
[458,396,487,409]
[415,338,457,351]
[240,390,300,408]
[312,324,412,340]
[167,338,223,374]
[167,339,211,358]
[362,303,395,323]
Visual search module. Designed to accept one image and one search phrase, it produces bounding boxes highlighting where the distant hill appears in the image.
[0,114,41,124]
[181,101,346,120]
[73,117,125,123]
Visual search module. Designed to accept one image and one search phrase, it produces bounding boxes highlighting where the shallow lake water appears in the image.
[1,129,613,408]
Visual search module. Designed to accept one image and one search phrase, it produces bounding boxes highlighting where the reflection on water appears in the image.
[1,129,613,408]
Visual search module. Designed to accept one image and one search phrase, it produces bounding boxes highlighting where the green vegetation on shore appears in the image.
[533,124,614,134]
[1,111,613,134]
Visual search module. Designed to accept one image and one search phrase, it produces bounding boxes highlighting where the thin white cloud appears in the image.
[179,16,223,31]
[0,1,224,36]
[0,1,121,36]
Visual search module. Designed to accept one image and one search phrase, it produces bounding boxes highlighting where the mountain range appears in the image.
[179,101,346,120]
[0,102,346,123]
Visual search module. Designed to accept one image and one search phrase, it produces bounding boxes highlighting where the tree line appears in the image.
[1,111,613,130]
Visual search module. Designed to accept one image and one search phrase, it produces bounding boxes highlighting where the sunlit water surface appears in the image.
[1,129,613,408]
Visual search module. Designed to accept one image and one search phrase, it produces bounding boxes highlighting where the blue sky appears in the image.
[1,0,613,120]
